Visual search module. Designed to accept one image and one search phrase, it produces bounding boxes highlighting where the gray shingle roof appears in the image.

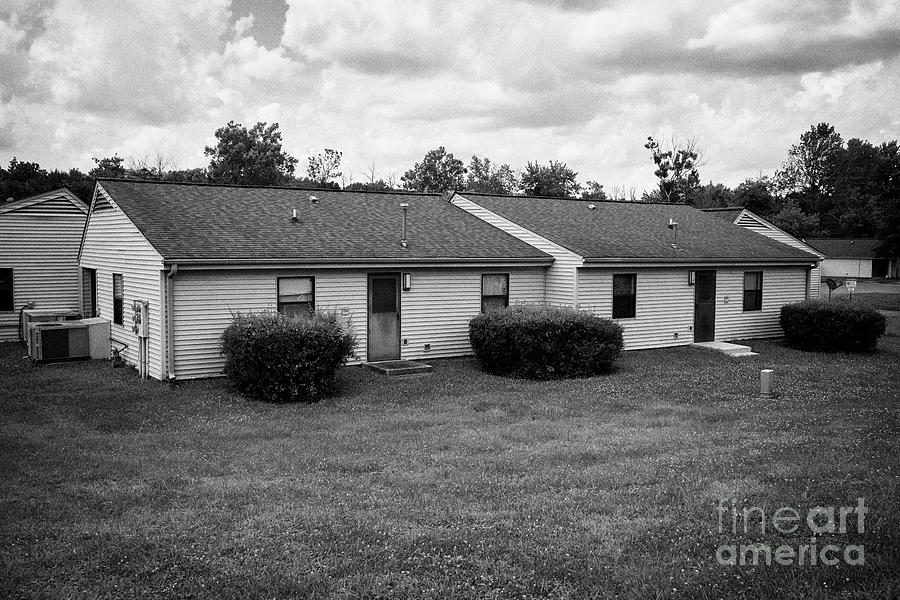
[97,180,551,264]
[457,193,819,263]
[806,238,887,259]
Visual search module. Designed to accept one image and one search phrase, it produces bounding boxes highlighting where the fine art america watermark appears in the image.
[715,498,867,566]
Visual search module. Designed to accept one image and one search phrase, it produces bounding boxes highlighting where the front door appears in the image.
[367,273,400,361]
[82,268,97,318]
[693,270,716,342]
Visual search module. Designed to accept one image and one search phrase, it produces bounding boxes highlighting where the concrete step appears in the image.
[364,360,434,376]
[691,341,758,357]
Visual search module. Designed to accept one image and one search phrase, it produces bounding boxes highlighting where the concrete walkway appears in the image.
[691,341,758,357]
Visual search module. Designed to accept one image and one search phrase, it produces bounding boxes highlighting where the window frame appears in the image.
[0,268,13,312]
[743,271,763,312]
[112,273,124,325]
[612,273,637,319]
[277,276,315,318]
[481,273,510,313]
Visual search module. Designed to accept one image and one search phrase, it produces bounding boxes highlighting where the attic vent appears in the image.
[309,195,319,204]
[587,204,597,210]
[291,208,299,222]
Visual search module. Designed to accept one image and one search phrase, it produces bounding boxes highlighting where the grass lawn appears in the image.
[1,323,898,599]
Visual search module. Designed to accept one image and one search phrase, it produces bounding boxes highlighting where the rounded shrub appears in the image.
[780,300,886,352]
[469,304,624,379]
[220,311,356,402]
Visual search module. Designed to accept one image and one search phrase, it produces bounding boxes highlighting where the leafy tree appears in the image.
[732,178,776,215]
[465,156,519,194]
[401,146,466,193]
[873,141,900,256]
[687,182,734,208]
[345,180,395,192]
[581,181,609,201]
[0,158,92,203]
[644,136,700,203]
[163,167,209,183]
[204,121,298,185]
[307,149,342,187]
[774,123,844,201]
[521,161,580,198]
[89,155,126,178]
[767,199,821,238]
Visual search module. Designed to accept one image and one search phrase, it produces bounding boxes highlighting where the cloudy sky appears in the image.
[1,0,899,192]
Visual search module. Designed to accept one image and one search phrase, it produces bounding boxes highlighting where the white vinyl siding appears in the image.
[820,258,872,279]
[79,186,165,378]
[400,267,545,360]
[451,196,580,306]
[578,268,695,350]
[734,211,822,299]
[0,193,86,341]
[169,266,546,380]
[714,266,808,340]
[579,265,808,348]
[171,269,368,380]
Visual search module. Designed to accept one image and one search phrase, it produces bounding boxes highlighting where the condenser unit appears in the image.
[29,322,90,362]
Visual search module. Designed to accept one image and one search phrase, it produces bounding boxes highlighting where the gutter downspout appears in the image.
[166,263,178,381]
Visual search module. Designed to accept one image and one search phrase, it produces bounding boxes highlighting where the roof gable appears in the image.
[96,180,551,264]
[457,193,819,263]
[0,187,88,215]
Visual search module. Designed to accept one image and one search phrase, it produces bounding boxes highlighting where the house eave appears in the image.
[163,256,554,270]
[581,257,818,268]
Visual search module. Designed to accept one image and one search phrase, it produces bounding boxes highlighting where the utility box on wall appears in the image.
[132,300,149,338]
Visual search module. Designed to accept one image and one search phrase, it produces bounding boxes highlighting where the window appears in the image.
[0,268,13,312]
[113,273,124,325]
[278,277,314,318]
[612,273,636,319]
[481,274,509,313]
[743,271,763,311]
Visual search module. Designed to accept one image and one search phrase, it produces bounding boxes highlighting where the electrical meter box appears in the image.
[131,300,149,338]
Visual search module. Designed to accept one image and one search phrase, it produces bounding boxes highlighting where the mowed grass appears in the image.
[1,324,898,599]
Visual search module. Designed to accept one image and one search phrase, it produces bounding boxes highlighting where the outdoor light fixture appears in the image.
[688,271,695,286]
[402,272,411,290]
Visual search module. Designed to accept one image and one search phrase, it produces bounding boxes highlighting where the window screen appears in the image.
[113,273,124,325]
[743,271,763,311]
[612,273,636,319]
[278,277,314,318]
[371,277,397,313]
[481,274,509,313]
[0,268,12,312]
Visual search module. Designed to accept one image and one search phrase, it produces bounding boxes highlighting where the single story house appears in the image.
[0,188,88,341]
[702,207,824,299]
[78,180,552,380]
[451,192,821,350]
[806,238,898,279]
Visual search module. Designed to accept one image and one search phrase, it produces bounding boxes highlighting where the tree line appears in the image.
[1,120,897,254]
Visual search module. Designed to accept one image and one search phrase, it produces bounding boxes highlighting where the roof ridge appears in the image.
[97,178,442,197]
[455,190,689,206]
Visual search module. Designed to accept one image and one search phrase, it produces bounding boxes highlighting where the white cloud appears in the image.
[791,61,884,110]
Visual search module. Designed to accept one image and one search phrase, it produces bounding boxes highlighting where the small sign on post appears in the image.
[846,279,857,301]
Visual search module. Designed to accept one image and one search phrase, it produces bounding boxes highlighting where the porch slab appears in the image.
[364,360,434,376]
[691,341,758,357]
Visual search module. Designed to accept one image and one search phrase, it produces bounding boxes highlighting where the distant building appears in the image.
[0,188,88,341]
[806,238,898,279]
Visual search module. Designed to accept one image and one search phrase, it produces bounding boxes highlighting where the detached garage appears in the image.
[807,238,898,279]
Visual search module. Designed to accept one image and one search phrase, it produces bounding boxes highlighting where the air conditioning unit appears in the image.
[22,308,82,353]
[30,322,90,362]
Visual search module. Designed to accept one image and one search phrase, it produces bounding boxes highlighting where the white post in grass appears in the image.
[759,369,774,398]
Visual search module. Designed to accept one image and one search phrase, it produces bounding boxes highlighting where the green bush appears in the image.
[220,311,356,402]
[469,304,624,379]
[780,300,886,352]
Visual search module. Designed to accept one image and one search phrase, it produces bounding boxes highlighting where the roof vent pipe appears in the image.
[292,208,299,222]
[309,195,318,204]
[400,202,409,248]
